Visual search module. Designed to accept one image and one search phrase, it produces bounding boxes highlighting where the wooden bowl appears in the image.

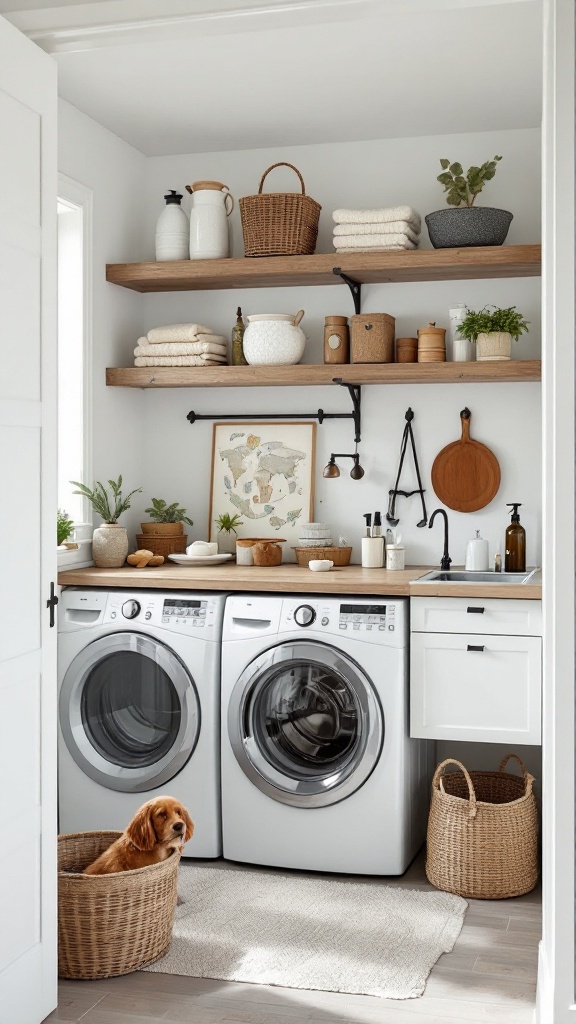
[252,541,283,567]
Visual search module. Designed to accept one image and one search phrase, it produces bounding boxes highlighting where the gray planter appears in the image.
[425,207,513,248]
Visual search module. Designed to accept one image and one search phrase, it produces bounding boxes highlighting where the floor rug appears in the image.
[143,864,467,999]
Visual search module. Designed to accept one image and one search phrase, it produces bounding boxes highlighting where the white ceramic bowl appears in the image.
[308,559,334,572]
[243,312,306,366]
[187,541,218,556]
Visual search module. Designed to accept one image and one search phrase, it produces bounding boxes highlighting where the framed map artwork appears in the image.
[209,421,316,552]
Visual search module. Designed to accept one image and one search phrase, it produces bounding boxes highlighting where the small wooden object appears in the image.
[418,323,446,362]
[324,316,349,364]
[350,313,395,363]
[252,541,283,567]
[431,407,501,512]
[127,549,165,568]
[396,337,418,363]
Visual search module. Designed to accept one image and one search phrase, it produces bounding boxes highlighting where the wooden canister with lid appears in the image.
[323,316,349,364]
[418,323,446,362]
[396,337,418,363]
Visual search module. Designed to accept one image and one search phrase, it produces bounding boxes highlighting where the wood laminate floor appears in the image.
[47,851,540,1024]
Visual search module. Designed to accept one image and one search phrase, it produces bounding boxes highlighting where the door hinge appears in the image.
[47,581,58,628]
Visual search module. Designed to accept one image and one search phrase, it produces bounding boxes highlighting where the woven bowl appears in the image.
[293,546,352,567]
[58,831,180,979]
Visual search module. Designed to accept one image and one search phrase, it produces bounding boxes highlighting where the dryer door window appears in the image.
[228,641,383,807]
[60,632,200,792]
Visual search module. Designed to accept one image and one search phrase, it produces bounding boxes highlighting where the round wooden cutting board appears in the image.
[431,408,501,512]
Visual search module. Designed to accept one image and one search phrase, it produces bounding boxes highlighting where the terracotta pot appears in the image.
[92,524,129,568]
[140,522,184,535]
[476,331,512,361]
[252,541,283,567]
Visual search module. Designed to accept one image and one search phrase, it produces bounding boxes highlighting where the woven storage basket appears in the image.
[239,162,321,257]
[350,313,395,363]
[426,755,538,900]
[135,533,187,557]
[58,832,180,979]
[293,546,352,567]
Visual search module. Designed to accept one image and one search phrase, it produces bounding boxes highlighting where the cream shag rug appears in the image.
[143,864,467,999]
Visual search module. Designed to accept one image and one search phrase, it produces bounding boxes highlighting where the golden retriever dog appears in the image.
[84,796,194,875]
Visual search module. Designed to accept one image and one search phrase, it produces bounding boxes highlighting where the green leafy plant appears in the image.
[57,509,75,545]
[214,512,244,534]
[437,155,502,207]
[71,476,142,524]
[144,497,193,525]
[458,305,530,342]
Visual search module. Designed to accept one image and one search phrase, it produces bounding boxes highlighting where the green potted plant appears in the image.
[137,497,194,556]
[214,512,244,555]
[425,156,513,248]
[458,305,529,361]
[71,476,142,567]
[57,508,77,549]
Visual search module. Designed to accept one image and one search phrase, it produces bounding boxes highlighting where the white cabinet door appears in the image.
[411,597,542,636]
[410,632,542,744]
[0,14,57,1024]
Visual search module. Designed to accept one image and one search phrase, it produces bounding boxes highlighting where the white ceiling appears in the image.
[1,0,542,156]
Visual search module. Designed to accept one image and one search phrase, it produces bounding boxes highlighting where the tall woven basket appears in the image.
[426,754,538,900]
[58,832,180,979]
[239,162,321,257]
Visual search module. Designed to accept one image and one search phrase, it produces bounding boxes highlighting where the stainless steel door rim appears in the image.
[228,640,383,807]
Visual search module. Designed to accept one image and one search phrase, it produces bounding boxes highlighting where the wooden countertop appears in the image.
[57,563,542,599]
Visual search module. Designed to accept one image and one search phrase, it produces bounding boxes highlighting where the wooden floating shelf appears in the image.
[106,245,541,292]
[106,360,542,389]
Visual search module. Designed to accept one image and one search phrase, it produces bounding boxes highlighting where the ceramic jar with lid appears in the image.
[396,337,418,363]
[243,311,306,365]
[185,180,234,259]
[323,316,349,364]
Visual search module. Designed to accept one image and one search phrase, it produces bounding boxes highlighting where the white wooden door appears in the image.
[0,14,58,1024]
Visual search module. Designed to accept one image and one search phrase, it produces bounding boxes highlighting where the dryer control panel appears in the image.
[280,596,407,646]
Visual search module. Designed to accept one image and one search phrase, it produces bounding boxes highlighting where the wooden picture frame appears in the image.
[209,421,316,553]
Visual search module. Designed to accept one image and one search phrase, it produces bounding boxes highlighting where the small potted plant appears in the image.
[137,497,194,557]
[426,156,513,248]
[458,305,529,361]
[72,476,142,567]
[57,509,77,549]
[214,512,244,555]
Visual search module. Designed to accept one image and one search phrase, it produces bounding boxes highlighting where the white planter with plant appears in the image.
[425,156,513,248]
[214,513,243,555]
[138,497,193,556]
[72,476,142,567]
[457,306,530,362]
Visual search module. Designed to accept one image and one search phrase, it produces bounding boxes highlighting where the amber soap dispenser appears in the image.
[504,503,526,572]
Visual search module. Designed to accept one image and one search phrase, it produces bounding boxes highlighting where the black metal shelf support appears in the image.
[332,267,361,314]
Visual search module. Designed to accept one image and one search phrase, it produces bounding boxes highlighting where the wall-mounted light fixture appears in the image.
[323,451,364,480]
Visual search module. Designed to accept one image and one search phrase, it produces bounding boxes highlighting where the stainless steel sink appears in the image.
[417,569,539,584]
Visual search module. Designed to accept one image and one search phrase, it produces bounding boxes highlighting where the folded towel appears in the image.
[146,323,214,343]
[334,244,417,253]
[332,207,421,230]
[134,340,227,357]
[333,220,420,243]
[135,354,227,366]
[334,232,417,251]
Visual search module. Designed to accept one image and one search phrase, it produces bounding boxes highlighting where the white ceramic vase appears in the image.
[476,331,512,361]
[92,523,129,567]
[243,311,306,365]
[186,180,234,260]
[217,530,237,555]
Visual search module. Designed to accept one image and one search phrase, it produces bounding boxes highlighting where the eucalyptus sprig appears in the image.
[144,497,193,525]
[215,512,244,534]
[71,476,142,524]
[437,156,502,207]
[458,305,529,342]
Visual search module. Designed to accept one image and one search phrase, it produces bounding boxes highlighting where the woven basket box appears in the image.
[239,162,321,257]
[350,313,395,363]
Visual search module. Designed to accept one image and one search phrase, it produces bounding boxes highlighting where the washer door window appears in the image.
[228,641,383,807]
[60,632,200,792]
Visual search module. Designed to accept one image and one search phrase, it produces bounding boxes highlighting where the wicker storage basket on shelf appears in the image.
[426,754,538,900]
[239,162,321,257]
[293,546,352,567]
[135,532,187,557]
[58,831,180,979]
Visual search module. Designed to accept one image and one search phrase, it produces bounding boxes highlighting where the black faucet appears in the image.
[428,508,452,571]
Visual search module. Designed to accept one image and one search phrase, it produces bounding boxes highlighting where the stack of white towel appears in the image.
[332,206,421,253]
[134,323,228,367]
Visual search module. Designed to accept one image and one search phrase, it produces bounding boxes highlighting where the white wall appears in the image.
[58,99,147,537]
[131,127,541,568]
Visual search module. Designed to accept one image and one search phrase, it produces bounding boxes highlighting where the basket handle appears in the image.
[258,162,306,196]
[433,758,477,819]
[498,752,534,795]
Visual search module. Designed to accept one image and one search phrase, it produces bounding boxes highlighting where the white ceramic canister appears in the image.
[155,190,190,261]
[361,537,384,568]
[185,180,234,260]
[449,304,475,362]
[465,530,489,571]
[386,544,406,571]
[243,311,306,366]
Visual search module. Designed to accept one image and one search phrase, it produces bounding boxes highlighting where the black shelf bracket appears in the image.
[187,377,362,443]
[332,267,361,314]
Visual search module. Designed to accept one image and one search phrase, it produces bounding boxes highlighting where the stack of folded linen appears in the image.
[134,323,228,366]
[332,206,421,252]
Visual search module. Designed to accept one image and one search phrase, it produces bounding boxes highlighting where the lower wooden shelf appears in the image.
[106,360,541,388]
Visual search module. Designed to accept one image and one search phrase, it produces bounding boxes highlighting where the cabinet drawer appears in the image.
[410,632,541,744]
[411,597,542,636]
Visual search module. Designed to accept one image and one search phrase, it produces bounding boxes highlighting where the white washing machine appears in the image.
[58,588,226,857]
[221,594,432,875]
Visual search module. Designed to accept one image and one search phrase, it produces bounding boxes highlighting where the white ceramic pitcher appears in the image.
[185,180,234,259]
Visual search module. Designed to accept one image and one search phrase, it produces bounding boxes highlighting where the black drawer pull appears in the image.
[467,644,485,652]
[467,606,485,614]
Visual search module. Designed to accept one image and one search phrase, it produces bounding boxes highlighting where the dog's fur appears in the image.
[84,796,194,875]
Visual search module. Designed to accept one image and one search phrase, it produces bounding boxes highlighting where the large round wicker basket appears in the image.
[426,755,538,900]
[58,832,180,979]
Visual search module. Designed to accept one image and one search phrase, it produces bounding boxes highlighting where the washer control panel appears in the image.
[281,597,406,645]
[161,598,208,626]
[102,592,222,637]
[339,602,394,632]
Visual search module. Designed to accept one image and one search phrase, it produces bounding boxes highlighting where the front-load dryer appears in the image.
[58,588,226,857]
[221,594,432,874]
